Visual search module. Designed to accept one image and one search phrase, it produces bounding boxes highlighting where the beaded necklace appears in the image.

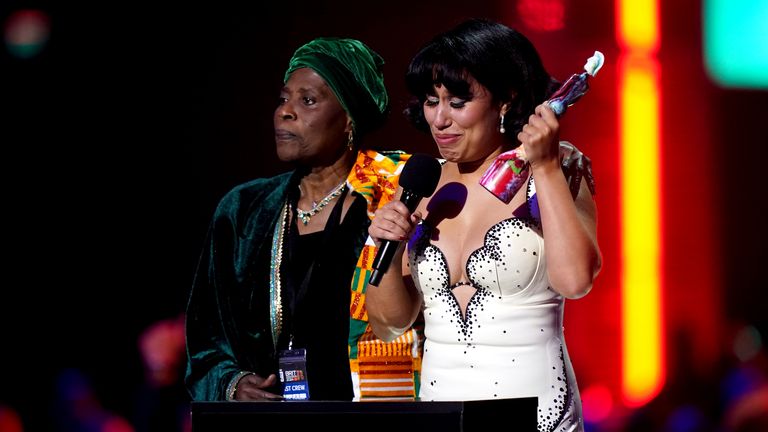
[295,180,347,225]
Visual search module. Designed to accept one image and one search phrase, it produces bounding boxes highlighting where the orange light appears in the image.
[616,0,659,52]
[618,53,664,407]
[618,0,664,407]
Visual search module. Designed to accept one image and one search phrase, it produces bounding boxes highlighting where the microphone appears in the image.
[369,153,442,286]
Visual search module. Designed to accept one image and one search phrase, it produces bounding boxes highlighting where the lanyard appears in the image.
[269,185,349,350]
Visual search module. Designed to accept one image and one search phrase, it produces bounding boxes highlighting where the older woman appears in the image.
[185,38,419,401]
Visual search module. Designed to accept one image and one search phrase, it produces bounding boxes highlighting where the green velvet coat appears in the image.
[185,149,412,401]
[185,171,296,400]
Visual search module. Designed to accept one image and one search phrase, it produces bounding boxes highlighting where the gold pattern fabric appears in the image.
[345,149,422,400]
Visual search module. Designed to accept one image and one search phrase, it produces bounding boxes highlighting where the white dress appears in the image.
[408,179,584,432]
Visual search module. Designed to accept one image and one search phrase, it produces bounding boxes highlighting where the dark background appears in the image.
[1,2,509,429]
[2,0,767,431]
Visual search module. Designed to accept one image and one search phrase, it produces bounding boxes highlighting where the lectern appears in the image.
[192,397,537,432]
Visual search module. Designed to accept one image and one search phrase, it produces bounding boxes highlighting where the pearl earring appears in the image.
[499,114,506,134]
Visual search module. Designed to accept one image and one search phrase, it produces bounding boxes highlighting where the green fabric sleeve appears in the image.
[184,172,293,400]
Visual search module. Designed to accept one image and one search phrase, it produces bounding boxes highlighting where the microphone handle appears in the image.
[369,190,421,286]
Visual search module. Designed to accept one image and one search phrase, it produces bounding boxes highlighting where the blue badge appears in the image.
[278,348,310,400]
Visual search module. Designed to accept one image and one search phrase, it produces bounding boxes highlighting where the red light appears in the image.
[517,0,565,32]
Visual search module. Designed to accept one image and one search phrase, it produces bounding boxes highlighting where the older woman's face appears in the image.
[422,75,504,163]
[274,68,350,165]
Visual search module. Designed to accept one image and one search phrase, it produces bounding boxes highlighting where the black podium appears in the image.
[192,398,537,431]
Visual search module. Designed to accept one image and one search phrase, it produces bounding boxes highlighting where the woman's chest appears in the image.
[410,216,545,299]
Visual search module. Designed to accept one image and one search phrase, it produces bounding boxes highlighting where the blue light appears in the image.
[704,0,768,89]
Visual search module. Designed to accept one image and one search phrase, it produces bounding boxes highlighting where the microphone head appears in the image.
[399,153,442,197]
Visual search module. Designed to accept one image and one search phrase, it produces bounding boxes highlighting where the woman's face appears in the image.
[274,68,350,165]
[422,75,505,163]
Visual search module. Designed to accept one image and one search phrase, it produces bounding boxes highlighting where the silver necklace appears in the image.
[296,180,347,225]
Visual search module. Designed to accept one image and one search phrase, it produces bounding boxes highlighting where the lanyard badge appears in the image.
[278,348,310,400]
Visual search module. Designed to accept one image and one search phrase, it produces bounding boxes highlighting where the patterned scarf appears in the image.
[346,150,422,400]
[270,149,422,400]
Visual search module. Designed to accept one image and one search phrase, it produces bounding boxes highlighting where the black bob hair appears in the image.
[404,18,559,140]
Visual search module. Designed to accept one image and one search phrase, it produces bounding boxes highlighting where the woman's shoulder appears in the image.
[557,141,596,196]
[559,140,586,154]
[231,172,293,194]
[215,172,293,218]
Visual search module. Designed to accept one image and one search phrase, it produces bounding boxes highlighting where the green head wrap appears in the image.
[284,37,389,136]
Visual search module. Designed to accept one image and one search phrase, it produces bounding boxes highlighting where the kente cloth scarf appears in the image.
[346,150,423,400]
[270,149,422,400]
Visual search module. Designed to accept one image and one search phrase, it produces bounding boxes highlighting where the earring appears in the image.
[499,114,506,134]
[347,131,354,151]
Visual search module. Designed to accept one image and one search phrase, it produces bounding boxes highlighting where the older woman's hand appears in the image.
[233,373,282,401]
